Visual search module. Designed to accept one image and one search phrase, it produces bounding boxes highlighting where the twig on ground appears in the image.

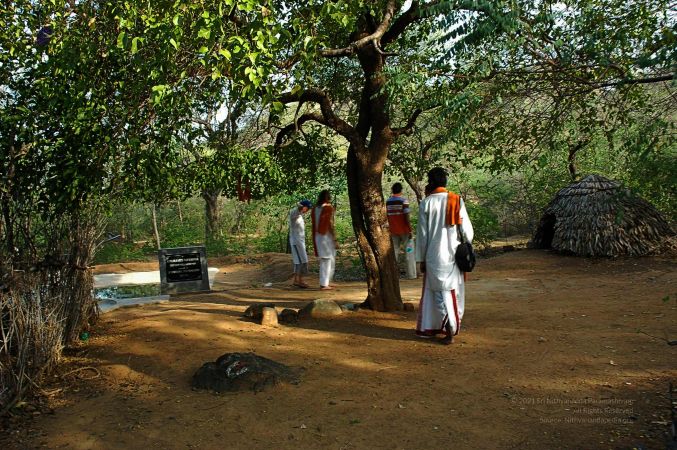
[60,366,101,380]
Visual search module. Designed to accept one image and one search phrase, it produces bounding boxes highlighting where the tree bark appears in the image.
[402,174,424,203]
[347,145,403,311]
[176,200,183,224]
[202,189,221,241]
[568,139,586,181]
[348,35,403,311]
[151,203,161,250]
[1,195,14,255]
[568,147,578,181]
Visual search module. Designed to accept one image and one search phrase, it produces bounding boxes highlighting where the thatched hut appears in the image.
[532,174,674,257]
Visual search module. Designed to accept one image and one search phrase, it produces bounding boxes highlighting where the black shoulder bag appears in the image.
[455,223,476,272]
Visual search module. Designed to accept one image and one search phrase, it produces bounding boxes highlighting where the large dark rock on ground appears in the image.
[192,352,301,393]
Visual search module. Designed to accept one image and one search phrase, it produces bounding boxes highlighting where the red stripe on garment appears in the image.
[451,289,460,336]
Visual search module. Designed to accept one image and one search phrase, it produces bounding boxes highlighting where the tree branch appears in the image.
[319,0,398,58]
[391,108,423,137]
[274,112,328,148]
[381,1,424,47]
[191,117,213,133]
[276,88,360,147]
[593,73,675,88]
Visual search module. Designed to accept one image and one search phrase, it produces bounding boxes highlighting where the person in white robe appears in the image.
[289,199,312,288]
[312,190,337,290]
[415,167,473,344]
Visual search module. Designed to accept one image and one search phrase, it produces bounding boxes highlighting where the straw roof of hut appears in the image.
[532,174,674,257]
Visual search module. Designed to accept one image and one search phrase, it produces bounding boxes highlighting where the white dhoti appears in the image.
[318,255,335,287]
[315,232,336,287]
[416,273,465,337]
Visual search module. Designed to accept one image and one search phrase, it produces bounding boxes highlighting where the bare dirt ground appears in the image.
[2,250,676,450]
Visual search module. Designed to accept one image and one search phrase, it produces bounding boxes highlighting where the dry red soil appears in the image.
[3,250,676,450]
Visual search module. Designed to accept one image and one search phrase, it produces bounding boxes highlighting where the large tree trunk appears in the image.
[347,145,403,311]
[347,40,403,312]
[202,189,221,241]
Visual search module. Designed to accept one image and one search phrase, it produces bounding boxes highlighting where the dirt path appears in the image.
[5,250,677,449]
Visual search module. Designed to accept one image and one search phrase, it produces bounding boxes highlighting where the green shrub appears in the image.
[464,201,500,248]
[206,236,249,256]
[93,241,154,264]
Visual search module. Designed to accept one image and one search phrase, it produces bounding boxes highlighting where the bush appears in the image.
[464,201,500,248]
[93,241,154,264]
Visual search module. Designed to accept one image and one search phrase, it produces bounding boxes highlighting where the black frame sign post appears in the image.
[159,246,210,294]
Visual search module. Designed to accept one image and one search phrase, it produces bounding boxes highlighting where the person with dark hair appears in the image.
[386,182,416,279]
[289,199,312,288]
[415,167,474,344]
[424,183,433,197]
[311,190,337,290]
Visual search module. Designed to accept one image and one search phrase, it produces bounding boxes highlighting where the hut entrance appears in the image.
[538,213,556,248]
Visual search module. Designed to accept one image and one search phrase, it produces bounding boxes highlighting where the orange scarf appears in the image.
[431,187,462,226]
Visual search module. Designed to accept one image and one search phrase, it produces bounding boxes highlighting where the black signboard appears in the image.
[165,252,203,283]
[159,246,210,294]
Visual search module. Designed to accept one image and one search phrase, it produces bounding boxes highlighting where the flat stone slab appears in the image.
[192,352,301,393]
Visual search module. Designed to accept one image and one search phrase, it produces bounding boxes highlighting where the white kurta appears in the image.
[288,207,308,266]
[288,207,306,245]
[415,192,473,336]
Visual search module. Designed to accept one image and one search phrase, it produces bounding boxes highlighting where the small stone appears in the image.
[243,303,276,320]
[298,299,342,319]
[260,307,278,326]
[300,424,307,429]
[609,360,616,366]
[279,308,298,324]
[538,336,546,343]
